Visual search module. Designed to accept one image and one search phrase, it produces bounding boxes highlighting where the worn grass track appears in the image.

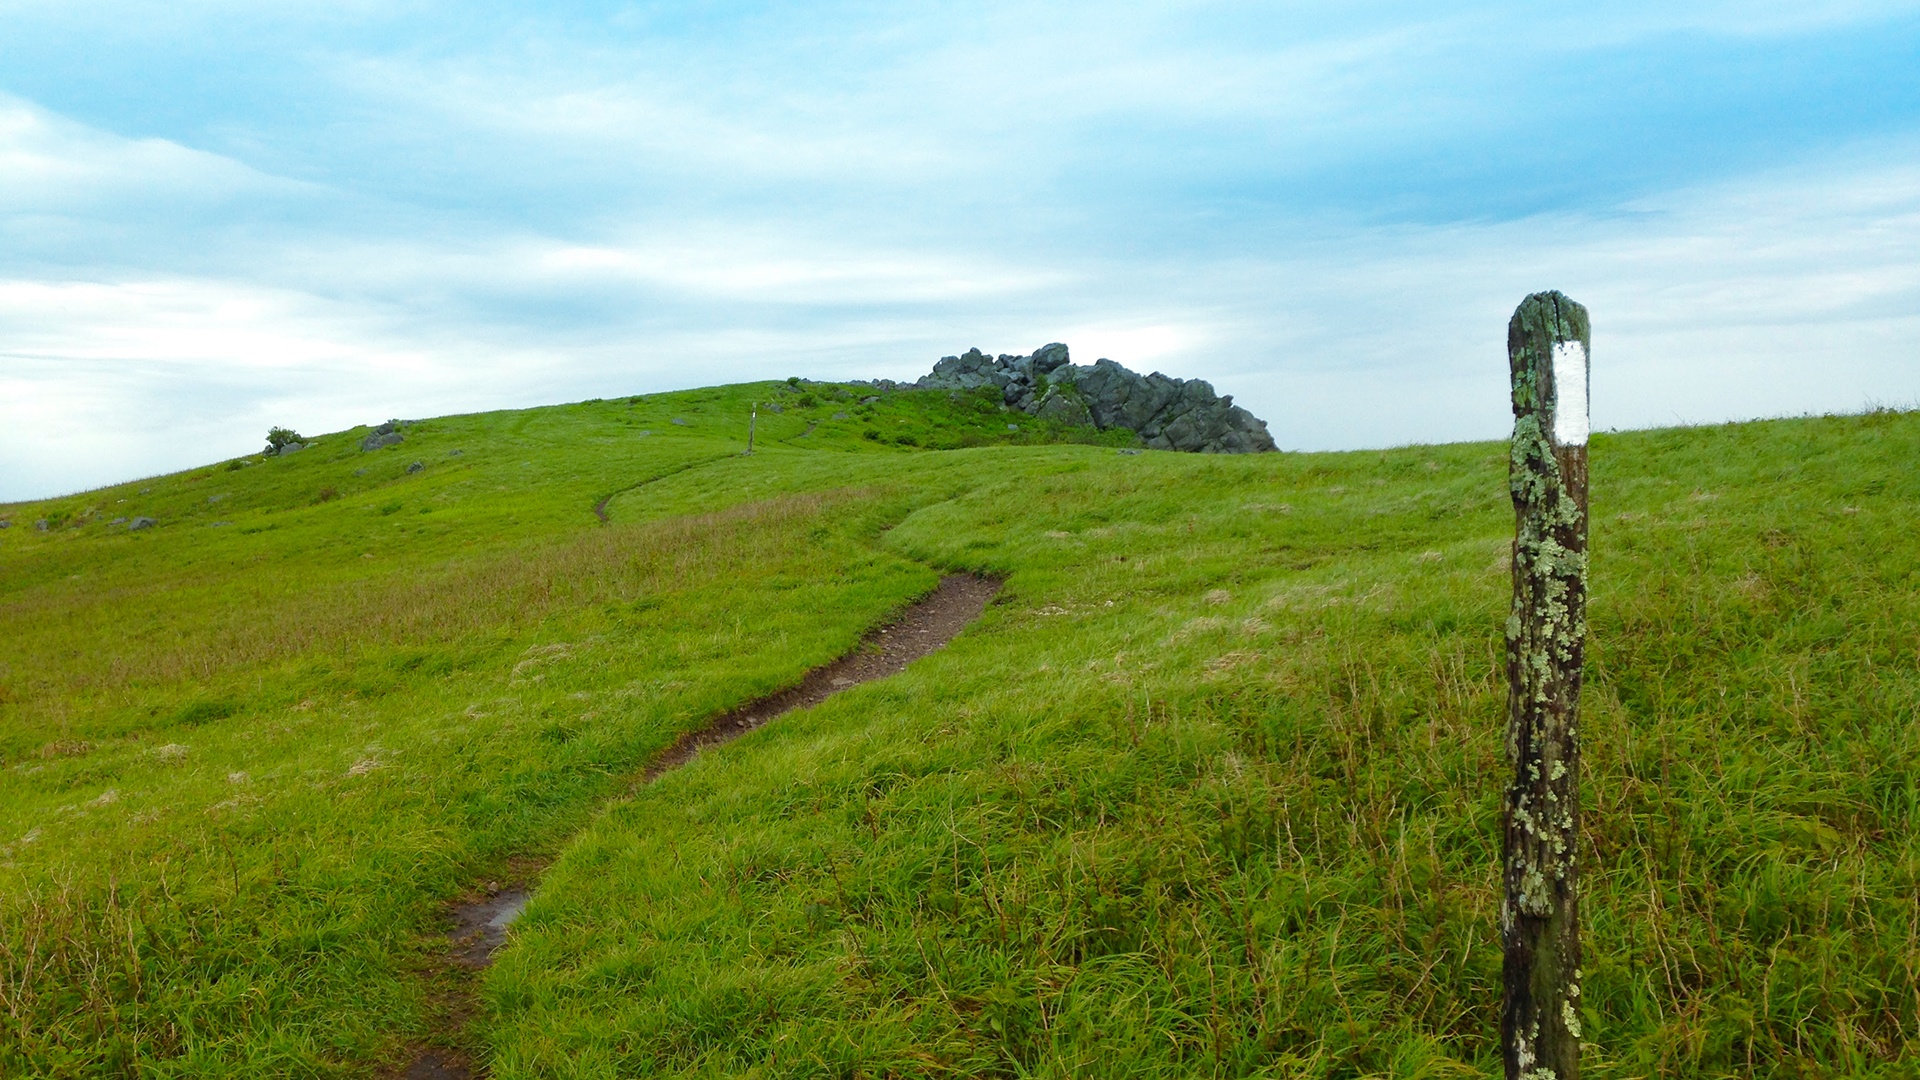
[400,572,1000,1080]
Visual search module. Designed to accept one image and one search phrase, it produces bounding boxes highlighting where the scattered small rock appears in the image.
[833,412,849,420]
[670,417,690,426]
[860,395,880,405]
[151,744,190,762]
[406,461,424,474]
[110,517,128,526]
[128,517,157,531]
[448,449,463,456]
[34,520,49,532]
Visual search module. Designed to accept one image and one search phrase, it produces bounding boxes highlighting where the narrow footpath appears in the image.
[398,573,1001,1079]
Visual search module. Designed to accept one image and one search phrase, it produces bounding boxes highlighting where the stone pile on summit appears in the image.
[912,344,1276,453]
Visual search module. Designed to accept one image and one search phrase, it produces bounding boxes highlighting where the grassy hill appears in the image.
[2,382,1916,1078]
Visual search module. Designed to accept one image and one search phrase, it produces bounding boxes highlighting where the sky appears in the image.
[3,1,1919,501]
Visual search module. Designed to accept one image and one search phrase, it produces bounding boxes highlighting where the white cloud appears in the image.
[0,94,306,214]
[1148,143,1920,448]
[527,233,1070,304]
[1577,0,1920,39]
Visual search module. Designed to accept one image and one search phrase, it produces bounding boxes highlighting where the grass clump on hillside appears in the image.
[2,389,1918,1077]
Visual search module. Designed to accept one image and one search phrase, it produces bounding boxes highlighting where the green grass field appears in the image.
[2,381,1916,1078]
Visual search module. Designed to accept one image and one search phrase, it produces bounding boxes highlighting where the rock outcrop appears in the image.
[913,344,1275,453]
[361,421,405,452]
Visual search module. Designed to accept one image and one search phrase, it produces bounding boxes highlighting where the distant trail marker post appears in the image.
[1502,290,1590,1080]
[746,403,758,455]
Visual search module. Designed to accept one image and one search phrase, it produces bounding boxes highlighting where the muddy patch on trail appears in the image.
[405,1047,476,1080]
[448,886,531,968]
[395,572,1000,1078]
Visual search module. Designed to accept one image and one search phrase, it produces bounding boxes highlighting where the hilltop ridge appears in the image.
[1,387,1916,1079]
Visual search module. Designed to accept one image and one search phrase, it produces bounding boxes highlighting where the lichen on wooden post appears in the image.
[1502,290,1590,1080]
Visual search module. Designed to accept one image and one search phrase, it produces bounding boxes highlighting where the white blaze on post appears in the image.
[1551,340,1589,446]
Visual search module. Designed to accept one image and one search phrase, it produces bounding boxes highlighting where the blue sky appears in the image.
[4,1,1919,499]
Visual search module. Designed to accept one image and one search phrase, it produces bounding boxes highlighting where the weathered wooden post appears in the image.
[1502,290,1590,1080]
[746,403,757,455]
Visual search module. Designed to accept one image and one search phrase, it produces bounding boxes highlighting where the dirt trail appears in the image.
[590,454,736,524]
[398,573,1001,1079]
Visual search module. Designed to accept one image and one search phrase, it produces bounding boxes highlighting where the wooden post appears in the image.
[1502,290,1590,1080]
[746,404,757,455]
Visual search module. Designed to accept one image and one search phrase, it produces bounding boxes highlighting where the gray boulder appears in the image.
[129,517,157,531]
[406,461,424,474]
[922,348,1005,393]
[361,421,405,452]
[1033,387,1094,428]
[915,343,1275,453]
